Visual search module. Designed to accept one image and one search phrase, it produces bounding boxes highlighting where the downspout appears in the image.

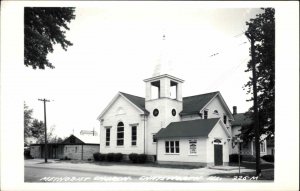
[143,114,146,154]
[156,138,158,162]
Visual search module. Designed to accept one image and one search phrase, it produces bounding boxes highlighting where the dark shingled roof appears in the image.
[155,118,220,139]
[62,134,84,144]
[231,113,253,127]
[180,91,219,115]
[119,91,219,116]
[119,92,149,114]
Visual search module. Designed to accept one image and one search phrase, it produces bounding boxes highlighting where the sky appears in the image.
[23,5,264,138]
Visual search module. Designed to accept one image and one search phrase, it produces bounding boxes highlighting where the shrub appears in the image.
[64,156,71,160]
[93,152,101,161]
[129,153,147,163]
[24,149,33,159]
[261,155,274,162]
[137,154,147,163]
[99,153,107,161]
[242,155,256,162]
[113,153,123,162]
[129,153,139,163]
[106,153,114,162]
[229,154,242,163]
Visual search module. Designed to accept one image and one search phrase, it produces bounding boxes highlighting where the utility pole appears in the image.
[245,33,261,176]
[38,98,50,163]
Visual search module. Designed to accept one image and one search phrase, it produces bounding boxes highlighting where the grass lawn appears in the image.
[210,162,274,180]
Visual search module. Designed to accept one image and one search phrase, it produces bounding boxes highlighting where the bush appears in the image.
[64,156,71,160]
[24,149,33,159]
[94,152,107,161]
[229,154,242,163]
[99,153,107,161]
[129,153,139,163]
[242,155,256,162]
[261,155,274,162]
[129,153,147,163]
[93,152,101,161]
[137,154,147,163]
[106,153,114,162]
[113,153,123,162]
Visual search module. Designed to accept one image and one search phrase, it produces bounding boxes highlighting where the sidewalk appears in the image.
[25,159,255,178]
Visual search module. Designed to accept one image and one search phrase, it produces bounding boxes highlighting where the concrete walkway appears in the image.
[25,159,255,179]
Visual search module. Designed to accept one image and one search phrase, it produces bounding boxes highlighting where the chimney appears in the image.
[233,106,237,115]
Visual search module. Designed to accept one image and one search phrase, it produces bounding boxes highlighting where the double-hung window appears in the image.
[131,126,137,146]
[105,128,110,146]
[165,141,180,154]
[117,122,124,146]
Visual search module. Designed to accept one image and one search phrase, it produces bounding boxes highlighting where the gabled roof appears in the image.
[155,118,220,139]
[97,92,149,120]
[98,91,233,120]
[62,135,84,144]
[180,91,219,116]
[231,113,253,127]
[119,92,149,114]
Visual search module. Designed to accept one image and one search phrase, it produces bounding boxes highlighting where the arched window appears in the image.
[117,122,124,146]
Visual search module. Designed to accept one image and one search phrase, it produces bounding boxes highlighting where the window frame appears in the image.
[131,126,137,146]
[260,141,266,153]
[117,122,124,146]
[165,140,180,154]
[152,134,157,143]
[105,128,111,146]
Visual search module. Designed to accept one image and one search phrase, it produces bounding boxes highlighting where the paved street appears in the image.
[24,159,265,183]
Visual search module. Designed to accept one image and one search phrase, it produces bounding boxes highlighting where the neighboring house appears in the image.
[30,134,100,160]
[97,73,234,166]
[231,106,273,156]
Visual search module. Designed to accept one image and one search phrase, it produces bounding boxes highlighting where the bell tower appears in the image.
[143,34,184,155]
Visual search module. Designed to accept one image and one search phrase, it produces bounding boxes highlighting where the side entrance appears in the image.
[214,144,223,166]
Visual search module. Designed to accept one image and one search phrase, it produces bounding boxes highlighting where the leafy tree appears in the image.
[24,103,33,145]
[36,126,55,144]
[31,119,44,139]
[24,7,76,69]
[242,8,275,141]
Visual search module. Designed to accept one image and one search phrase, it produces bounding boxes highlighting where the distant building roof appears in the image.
[119,92,149,114]
[62,135,84,144]
[155,118,220,139]
[231,113,253,127]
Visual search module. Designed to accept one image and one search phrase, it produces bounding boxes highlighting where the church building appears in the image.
[97,36,234,166]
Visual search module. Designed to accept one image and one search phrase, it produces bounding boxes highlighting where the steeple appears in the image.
[152,34,174,77]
